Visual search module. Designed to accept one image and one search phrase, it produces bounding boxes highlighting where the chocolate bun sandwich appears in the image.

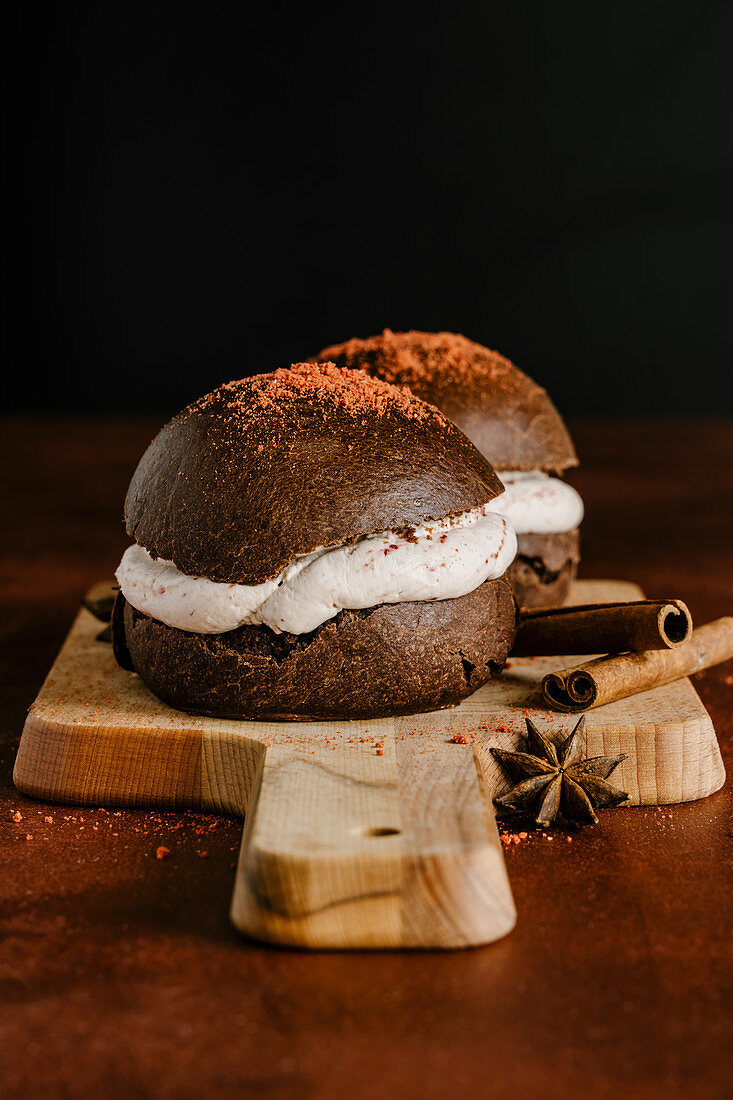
[113,362,519,719]
[315,331,584,609]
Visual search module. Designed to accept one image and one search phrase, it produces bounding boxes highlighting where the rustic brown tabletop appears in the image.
[2,417,731,1100]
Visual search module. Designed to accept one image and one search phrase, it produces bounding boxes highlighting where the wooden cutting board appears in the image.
[14,579,725,950]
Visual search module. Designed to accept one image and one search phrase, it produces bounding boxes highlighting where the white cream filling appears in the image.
[116,504,517,636]
[487,470,583,535]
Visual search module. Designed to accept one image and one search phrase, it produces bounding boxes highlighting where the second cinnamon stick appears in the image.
[541,617,733,712]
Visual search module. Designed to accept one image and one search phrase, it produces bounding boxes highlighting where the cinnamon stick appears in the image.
[513,599,692,657]
[541,617,733,712]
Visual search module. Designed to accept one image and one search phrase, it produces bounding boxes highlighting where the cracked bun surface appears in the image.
[509,530,581,609]
[116,362,518,718]
[116,578,516,720]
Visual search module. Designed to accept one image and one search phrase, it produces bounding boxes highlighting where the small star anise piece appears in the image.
[82,591,118,622]
[491,716,629,829]
[81,586,121,644]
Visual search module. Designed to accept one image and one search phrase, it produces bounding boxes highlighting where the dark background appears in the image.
[4,2,732,416]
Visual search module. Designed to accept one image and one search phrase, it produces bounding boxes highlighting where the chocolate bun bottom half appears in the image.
[114,581,516,721]
[316,330,583,609]
[114,362,518,719]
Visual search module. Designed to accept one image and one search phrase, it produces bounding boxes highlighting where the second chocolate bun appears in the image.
[315,331,582,608]
[316,329,577,474]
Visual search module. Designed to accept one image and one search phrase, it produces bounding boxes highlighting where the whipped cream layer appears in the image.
[116,505,517,636]
[487,470,583,535]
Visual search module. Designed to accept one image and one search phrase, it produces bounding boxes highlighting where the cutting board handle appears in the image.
[229,734,516,950]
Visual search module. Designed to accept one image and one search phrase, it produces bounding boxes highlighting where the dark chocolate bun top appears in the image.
[125,361,504,585]
[315,330,578,473]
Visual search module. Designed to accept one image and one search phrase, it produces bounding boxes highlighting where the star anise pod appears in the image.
[491,716,629,828]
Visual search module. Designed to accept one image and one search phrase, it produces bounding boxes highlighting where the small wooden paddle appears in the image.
[14,579,725,949]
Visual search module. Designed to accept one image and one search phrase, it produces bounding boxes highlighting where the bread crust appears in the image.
[316,330,578,474]
[124,363,504,586]
[119,577,517,720]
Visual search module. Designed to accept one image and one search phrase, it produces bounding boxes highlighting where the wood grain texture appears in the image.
[13,579,725,949]
[230,732,515,948]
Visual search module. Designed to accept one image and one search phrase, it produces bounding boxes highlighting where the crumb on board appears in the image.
[499,831,528,846]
